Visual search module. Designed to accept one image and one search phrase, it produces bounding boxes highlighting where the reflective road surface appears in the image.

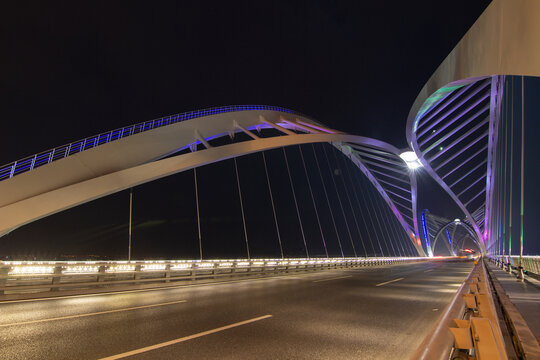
[0,260,473,360]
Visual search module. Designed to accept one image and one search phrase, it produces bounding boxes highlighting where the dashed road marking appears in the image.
[375,277,404,287]
[99,315,273,359]
[0,299,187,327]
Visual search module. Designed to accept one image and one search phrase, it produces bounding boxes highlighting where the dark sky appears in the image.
[1,1,501,259]
[1,0,492,162]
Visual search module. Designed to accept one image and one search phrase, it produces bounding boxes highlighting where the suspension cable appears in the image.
[519,76,525,272]
[508,76,514,258]
[233,157,250,260]
[312,143,344,257]
[261,151,284,259]
[342,154,376,256]
[298,145,328,257]
[322,145,357,257]
[370,184,397,256]
[282,147,309,258]
[194,168,203,260]
[333,148,367,257]
[356,168,386,256]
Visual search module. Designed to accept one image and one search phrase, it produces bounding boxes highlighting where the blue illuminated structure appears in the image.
[421,209,433,257]
[0,105,299,181]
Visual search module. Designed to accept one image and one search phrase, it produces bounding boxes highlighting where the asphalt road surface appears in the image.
[0,260,473,360]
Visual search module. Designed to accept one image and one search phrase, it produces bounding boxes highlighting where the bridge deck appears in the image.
[0,260,472,359]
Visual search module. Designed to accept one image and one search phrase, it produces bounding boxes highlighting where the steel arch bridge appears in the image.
[0,106,425,256]
[421,209,482,257]
[405,0,540,255]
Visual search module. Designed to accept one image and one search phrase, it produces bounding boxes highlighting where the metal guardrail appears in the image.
[0,105,298,182]
[0,257,427,297]
[489,255,540,278]
[412,258,509,360]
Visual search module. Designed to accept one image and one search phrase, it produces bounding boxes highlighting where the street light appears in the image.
[399,151,423,170]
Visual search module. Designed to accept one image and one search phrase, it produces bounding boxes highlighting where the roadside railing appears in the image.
[412,258,509,360]
[489,255,540,278]
[0,257,428,297]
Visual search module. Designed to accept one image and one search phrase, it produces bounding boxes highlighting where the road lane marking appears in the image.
[313,275,352,283]
[0,299,187,327]
[424,269,433,273]
[375,277,404,287]
[99,314,273,360]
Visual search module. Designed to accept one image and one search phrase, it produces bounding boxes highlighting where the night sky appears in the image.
[1,1,504,259]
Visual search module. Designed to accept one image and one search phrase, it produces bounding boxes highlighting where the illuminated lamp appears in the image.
[399,151,423,170]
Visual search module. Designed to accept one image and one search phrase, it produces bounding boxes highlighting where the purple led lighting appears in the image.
[420,102,489,153]
[457,174,487,198]
[418,81,490,143]
[407,79,491,253]
[427,120,489,162]
[0,105,302,182]
[435,142,487,173]
[416,81,479,137]
[421,210,432,256]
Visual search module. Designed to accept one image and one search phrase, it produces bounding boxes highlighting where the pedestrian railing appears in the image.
[489,255,540,278]
[0,105,299,182]
[0,257,428,297]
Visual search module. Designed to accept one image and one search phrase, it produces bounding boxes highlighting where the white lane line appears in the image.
[313,275,352,283]
[424,269,433,273]
[99,314,273,360]
[0,274,304,305]
[375,277,404,287]
[0,299,187,327]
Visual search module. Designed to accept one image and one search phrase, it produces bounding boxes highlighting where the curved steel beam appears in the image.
[0,132,425,255]
[432,220,481,255]
[407,0,540,128]
[405,0,540,253]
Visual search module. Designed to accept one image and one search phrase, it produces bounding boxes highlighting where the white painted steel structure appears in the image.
[406,0,540,254]
[0,108,424,255]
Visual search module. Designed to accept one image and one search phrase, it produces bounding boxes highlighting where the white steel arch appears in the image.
[406,0,540,254]
[0,108,425,255]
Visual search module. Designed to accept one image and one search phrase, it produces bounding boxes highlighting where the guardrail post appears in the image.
[164,264,171,283]
[212,263,218,279]
[0,266,9,295]
[134,264,142,283]
[191,263,197,281]
[51,266,63,291]
[96,266,106,284]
